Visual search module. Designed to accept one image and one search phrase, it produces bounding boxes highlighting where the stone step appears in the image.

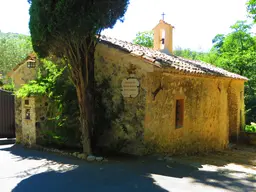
[0,138,16,145]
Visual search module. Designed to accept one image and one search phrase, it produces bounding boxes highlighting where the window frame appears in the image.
[175,98,184,129]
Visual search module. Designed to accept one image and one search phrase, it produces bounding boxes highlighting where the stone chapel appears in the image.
[9,19,247,155]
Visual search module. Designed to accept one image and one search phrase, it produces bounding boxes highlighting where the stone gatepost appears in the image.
[21,97,36,146]
[15,98,22,143]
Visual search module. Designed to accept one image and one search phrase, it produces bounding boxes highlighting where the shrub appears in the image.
[16,58,81,149]
[245,122,256,133]
[2,83,14,91]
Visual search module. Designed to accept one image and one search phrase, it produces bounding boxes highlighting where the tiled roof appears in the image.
[99,35,248,80]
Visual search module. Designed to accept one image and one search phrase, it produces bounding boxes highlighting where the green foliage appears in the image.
[28,0,130,153]
[133,31,154,48]
[247,0,256,22]
[212,34,225,53]
[0,32,33,74]
[2,82,14,92]
[16,59,65,98]
[245,123,256,132]
[16,81,47,97]
[174,47,198,59]
[173,47,221,66]
[40,130,66,147]
[44,71,81,149]
[17,58,81,148]
[174,47,209,61]
[0,77,14,91]
[28,0,130,58]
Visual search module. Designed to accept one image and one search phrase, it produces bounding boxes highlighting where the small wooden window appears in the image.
[175,99,184,128]
[25,99,29,105]
[27,60,36,68]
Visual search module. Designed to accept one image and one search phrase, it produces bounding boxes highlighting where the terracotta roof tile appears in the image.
[99,35,248,80]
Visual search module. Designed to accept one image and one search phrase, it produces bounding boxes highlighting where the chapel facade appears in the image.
[10,19,247,155]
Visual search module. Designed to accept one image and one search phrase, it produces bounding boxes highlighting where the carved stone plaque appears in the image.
[121,78,140,98]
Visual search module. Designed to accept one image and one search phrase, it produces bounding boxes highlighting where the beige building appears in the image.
[10,20,247,155]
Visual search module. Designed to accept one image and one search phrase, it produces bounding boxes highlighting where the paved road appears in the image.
[0,144,255,192]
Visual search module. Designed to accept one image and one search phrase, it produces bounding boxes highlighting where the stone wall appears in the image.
[9,60,38,89]
[143,71,245,155]
[11,57,39,143]
[35,96,48,144]
[14,44,152,154]
[94,44,153,155]
[228,80,245,142]
[15,98,22,143]
[16,96,48,146]
[21,97,36,145]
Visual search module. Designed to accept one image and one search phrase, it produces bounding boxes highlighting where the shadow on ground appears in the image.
[176,144,256,168]
[1,144,255,192]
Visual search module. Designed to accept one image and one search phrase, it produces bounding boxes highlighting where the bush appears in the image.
[245,122,256,133]
[17,58,81,149]
[2,83,14,91]
[40,130,66,147]
[0,77,14,91]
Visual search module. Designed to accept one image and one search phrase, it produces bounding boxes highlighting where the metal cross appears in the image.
[161,12,166,20]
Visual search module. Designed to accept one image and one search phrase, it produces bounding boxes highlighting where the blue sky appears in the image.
[0,0,253,51]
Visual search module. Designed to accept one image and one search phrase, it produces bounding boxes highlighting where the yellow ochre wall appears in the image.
[153,20,174,54]
[144,71,245,154]
[228,80,245,142]
[95,44,245,155]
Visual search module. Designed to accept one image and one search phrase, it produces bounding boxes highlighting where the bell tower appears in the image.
[153,13,174,55]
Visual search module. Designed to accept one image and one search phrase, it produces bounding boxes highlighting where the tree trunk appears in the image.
[70,38,95,155]
[76,84,92,154]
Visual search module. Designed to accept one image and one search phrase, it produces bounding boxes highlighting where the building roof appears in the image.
[100,35,248,81]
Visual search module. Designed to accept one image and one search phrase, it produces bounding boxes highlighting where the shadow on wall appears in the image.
[0,145,255,192]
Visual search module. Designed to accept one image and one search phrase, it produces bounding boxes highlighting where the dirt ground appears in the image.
[177,144,256,170]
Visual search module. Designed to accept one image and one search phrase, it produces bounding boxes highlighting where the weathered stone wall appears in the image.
[15,98,22,143]
[11,59,39,143]
[17,96,48,146]
[143,71,244,155]
[34,96,48,144]
[21,97,36,145]
[92,44,245,155]
[9,61,38,89]
[228,80,245,142]
[94,44,153,155]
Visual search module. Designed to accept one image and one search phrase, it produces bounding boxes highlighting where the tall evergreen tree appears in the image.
[28,0,129,154]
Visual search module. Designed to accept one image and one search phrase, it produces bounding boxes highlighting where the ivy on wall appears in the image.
[16,58,81,149]
[15,56,146,153]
